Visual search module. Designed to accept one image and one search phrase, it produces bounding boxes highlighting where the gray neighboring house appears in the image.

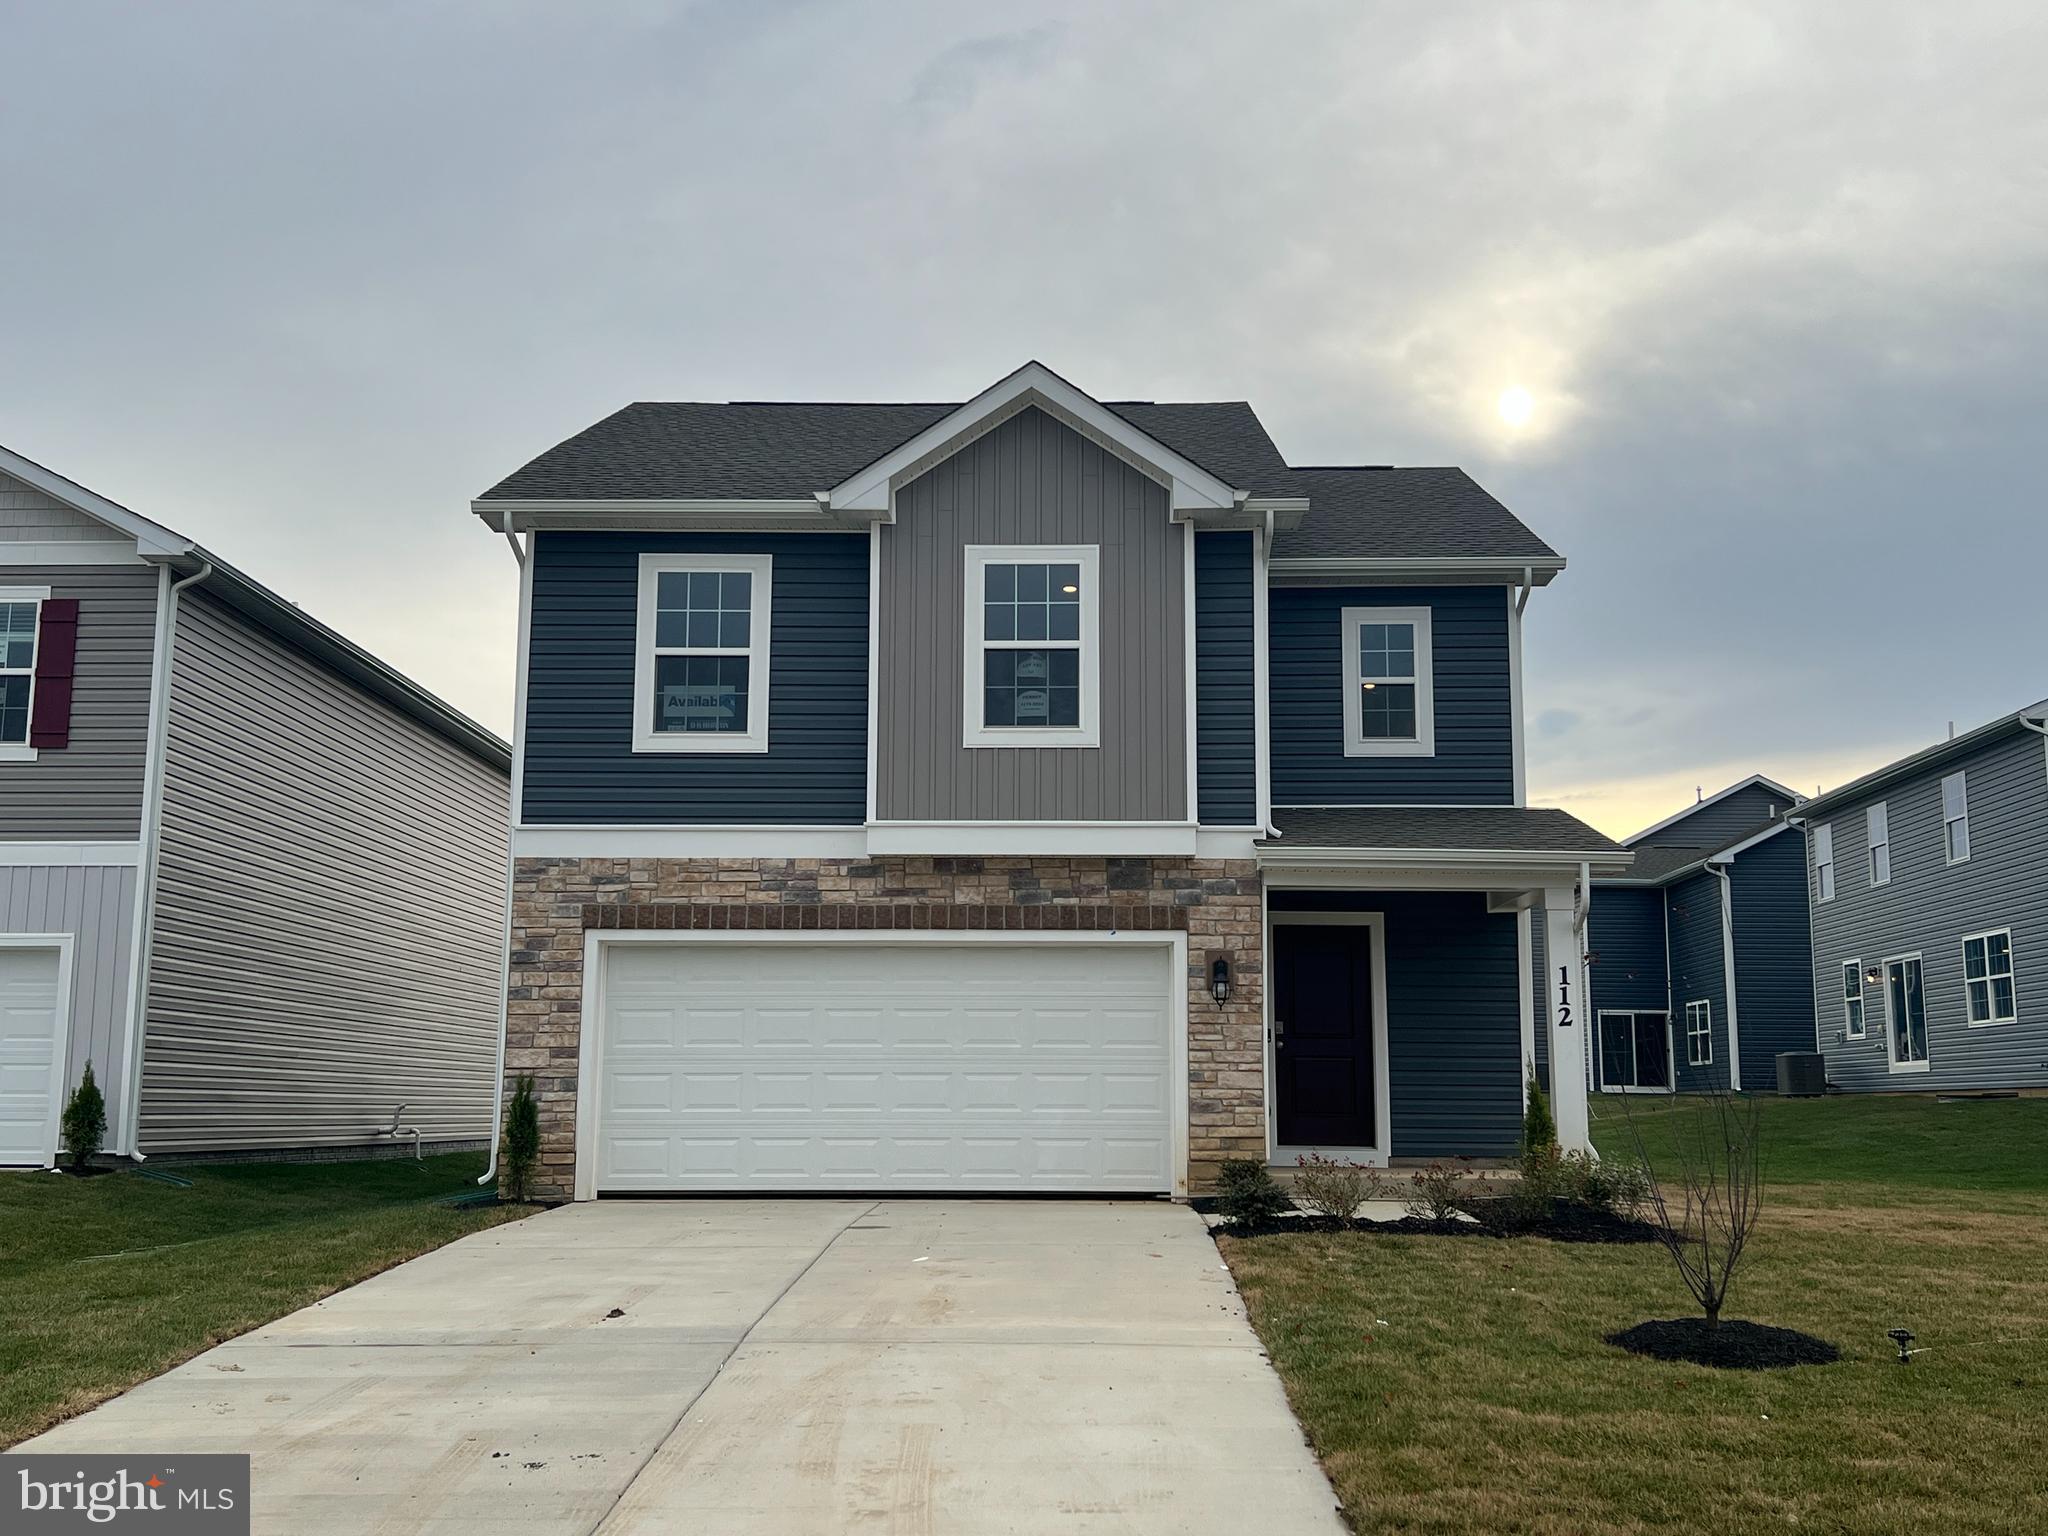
[0,445,511,1168]
[1788,701,2048,1093]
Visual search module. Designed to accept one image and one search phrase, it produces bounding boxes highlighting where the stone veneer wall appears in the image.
[506,856,1265,1202]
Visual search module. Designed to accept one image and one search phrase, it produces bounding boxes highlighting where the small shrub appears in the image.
[1215,1158,1292,1227]
[1623,1087,1765,1330]
[61,1060,107,1169]
[1519,1064,1559,1178]
[1293,1153,1390,1223]
[1404,1160,1475,1223]
[502,1074,540,1203]
[1555,1148,1653,1219]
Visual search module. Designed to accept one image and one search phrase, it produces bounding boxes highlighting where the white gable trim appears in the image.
[0,445,192,560]
[826,361,1240,517]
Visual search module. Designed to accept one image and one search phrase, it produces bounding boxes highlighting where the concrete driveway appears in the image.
[23,1199,1344,1534]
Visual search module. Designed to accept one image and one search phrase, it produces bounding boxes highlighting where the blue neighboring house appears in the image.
[1788,700,2048,1093]
[472,361,1634,1202]
[1536,775,1816,1096]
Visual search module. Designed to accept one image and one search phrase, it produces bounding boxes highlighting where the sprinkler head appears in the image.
[1887,1327,1915,1364]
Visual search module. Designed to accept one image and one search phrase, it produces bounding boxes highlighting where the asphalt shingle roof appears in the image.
[1258,807,1626,856]
[477,398,1555,561]
[1601,816,1793,884]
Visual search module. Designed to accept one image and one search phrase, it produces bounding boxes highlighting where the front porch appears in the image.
[1255,807,1634,1167]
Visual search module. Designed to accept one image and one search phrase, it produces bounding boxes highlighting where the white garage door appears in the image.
[0,947,64,1166]
[592,940,1177,1193]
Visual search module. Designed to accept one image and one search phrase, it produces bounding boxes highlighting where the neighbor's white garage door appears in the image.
[0,947,63,1166]
[592,941,1175,1192]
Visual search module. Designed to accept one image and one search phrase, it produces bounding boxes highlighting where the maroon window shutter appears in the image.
[28,598,80,749]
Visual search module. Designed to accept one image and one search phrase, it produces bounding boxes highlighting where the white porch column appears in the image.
[1541,884,1592,1153]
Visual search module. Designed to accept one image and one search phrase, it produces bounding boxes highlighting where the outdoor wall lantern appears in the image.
[1865,964,1884,986]
[1210,955,1232,1004]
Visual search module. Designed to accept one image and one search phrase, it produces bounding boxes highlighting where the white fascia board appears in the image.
[1622,773,1806,846]
[1709,819,1800,863]
[827,362,1238,514]
[0,443,193,559]
[1255,845,1631,874]
[1269,555,1566,588]
[866,820,1200,856]
[514,825,870,858]
[474,499,861,534]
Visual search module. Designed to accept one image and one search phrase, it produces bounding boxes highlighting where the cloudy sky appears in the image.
[5,2,2043,837]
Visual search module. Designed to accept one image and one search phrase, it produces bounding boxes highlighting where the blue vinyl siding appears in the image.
[1729,829,1818,1088]
[1194,532,1255,824]
[1633,782,1795,847]
[1665,869,1732,1090]
[1272,889,1521,1157]
[1269,585,1513,805]
[1589,888,1670,1014]
[522,531,868,824]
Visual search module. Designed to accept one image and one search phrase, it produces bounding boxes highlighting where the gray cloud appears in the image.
[3,1,2042,834]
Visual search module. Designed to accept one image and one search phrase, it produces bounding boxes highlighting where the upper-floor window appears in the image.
[0,590,43,752]
[632,553,772,754]
[1842,960,1866,1039]
[1341,605,1434,757]
[1942,771,1971,863]
[1813,823,1836,902]
[1963,928,2016,1025]
[1867,802,1891,886]
[1685,999,1713,1066]
[963,544,1100,749]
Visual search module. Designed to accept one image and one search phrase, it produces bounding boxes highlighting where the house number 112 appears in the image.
[1556,964,1574,1028]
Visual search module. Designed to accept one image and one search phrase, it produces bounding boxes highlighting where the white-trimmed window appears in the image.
[1813,823,1836,902]
[0,587,46,756]
[1962,929,2016,1025]
[1842,960,1866,1039]
[1685,999,1713,1066]
[1867,802,1891,886]
[1341,605,1434,757]
[632,553,772,754]
[962,544,1100,749]
[1942,772,1971,863]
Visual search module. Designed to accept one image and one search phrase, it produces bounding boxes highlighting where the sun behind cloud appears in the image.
[1497,385,1534,428]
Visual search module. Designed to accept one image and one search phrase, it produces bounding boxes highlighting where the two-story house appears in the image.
[1533,776,1815,1096]
[1789,700,2048,1091]
[0,445,510,1168]
[476,362,1630,1202]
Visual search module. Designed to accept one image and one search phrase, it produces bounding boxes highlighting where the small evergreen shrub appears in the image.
[1555,1148,1652,1218]
[503,1074,540,1202]
[62,1060,107,1169]
[1293,1153,1389,1223]
[1215,1158,1292,1227]
[1519,1065,1560,1182]
[1404,1160,1475,1223]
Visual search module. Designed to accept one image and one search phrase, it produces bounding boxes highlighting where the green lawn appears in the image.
[0,1152,528,1447]
[1591,1090,2048,1195]
[1223,1093,2048,1534]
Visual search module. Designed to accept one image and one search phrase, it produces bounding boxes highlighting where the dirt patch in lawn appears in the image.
[1607,1317,1841,1369]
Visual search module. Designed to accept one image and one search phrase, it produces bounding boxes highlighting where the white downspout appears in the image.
[1255,507,1277,836]
[478,528,530,1186]
[1710,858,1742,1091]
[121,558,213,1159]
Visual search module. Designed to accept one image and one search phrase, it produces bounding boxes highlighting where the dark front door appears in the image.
[1273,923,1376,1147]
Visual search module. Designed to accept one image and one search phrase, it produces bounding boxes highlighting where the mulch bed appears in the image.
[1607,1318,1841,1370]
[1197,1196,1661,1245]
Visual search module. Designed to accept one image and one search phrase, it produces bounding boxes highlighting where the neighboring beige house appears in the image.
[0,444,510,1167]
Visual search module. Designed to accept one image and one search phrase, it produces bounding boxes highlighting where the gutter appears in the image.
[120,558,214,1159]
[478,531,531,1188]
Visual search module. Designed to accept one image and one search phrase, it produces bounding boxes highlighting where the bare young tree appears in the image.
[1622,1085,1764,1330]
